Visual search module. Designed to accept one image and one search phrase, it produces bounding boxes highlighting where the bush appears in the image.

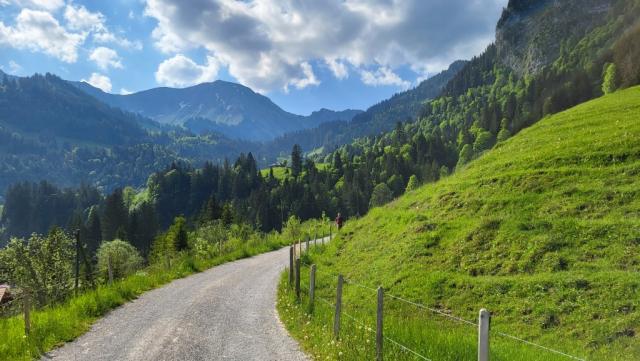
[97,240,143,281]
[0,228,74,306]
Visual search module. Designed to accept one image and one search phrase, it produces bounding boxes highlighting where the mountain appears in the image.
[73,80,361,142]
[0,73,249,196]
[496,0,615,75]
[256,60,467,160]
[284,86,640,360]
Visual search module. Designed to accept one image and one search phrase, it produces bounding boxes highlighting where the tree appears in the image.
[201,193,222,223]
[497,127,511,143]
[167,216,189,252]
[473,130,494,154]
[602,63,619,94]
[102,189,128,242]
[291,144,303,177]
[369,183,393,208]
[405,175,419,192]
[457,144,473,168]
[96,240,143,280]
[85,206,102,254]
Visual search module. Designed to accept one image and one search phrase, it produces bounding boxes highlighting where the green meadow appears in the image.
[278,87,640,360]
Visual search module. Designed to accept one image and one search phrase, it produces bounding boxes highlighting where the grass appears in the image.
[278,87,640,360]
[0,227,299,361]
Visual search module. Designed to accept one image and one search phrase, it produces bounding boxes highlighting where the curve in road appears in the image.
[42,246,310,361]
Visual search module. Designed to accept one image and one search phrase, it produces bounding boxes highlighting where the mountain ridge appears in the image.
[72,80,362,142]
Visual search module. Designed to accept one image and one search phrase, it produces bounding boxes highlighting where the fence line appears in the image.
[290,237,588,361]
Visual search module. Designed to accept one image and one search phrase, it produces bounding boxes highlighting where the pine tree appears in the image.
[102,189,128,242]
[291,144,303,177]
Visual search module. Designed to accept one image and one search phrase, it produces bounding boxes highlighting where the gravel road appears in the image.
[42,244,315,361]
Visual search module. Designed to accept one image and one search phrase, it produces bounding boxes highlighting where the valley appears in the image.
[1,0,640,360]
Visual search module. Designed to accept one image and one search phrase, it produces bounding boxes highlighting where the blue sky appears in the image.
[0,0,507,115]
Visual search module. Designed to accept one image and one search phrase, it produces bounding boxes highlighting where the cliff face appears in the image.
[495,0,614,75]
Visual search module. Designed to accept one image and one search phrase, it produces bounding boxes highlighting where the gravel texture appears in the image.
[42,246,310,361]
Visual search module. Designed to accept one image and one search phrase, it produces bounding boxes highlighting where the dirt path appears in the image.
[42,245,312,361]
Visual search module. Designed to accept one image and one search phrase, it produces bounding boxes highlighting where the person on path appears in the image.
[335,213,344,230]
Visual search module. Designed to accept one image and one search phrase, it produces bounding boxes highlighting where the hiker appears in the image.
[335,213,344,230]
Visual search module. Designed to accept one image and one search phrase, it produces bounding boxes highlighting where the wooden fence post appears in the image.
[23,292,31,337]
[333,274,343,339]
[107,254,114,285]
[329,224,332,242]
[478,308,491,361]
[295,258,301,301]
[74,229,80,296]
[377,286,384,361]
[306,236,310,253]
[309,264,316,313]
[289,246,294,286]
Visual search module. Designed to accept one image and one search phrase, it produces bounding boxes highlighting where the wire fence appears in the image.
[288,236,588,361]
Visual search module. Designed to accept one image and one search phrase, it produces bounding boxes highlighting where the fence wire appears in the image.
[302,261,586,361]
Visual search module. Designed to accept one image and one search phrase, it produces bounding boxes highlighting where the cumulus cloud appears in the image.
[325,58,349,80]
[0,8,85,62]
[155,54,219,87]
[3,0,64,11]
[63,4,105,32]
[144,0,506,92]
[64,4,143,50]
[83,72,112,92]
[360,67,410,89]
[89,46,123,70]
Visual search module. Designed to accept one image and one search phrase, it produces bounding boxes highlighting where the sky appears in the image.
[0,0,507,115]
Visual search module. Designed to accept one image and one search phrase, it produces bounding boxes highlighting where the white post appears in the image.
[478,308,490,361]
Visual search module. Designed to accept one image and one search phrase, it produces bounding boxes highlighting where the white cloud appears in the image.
[89,46,123,70]
[120,87,133,95]
[4,0,64,11]
[83,72,112,92]
[0,9,85,63]
[93,31,143,51]
[360,66,410,89]
[63,4,105,32]
[144,0,507,92]
[2,60,23,74]
[155,54,219,87]
[286,62,320,92]
[325,58,348,80]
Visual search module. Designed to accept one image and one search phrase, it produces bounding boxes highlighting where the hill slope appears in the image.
[285,87,640,360]
[73,80,361,141]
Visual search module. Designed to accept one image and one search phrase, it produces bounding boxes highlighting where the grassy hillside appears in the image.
[279,86,640,360]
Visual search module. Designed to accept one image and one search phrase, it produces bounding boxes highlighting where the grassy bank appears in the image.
[278,87,640,360]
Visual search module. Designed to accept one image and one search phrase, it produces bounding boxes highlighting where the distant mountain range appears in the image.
[72,80,361,142]
[0,58,466,197]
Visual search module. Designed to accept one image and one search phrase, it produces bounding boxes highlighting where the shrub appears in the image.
[97,240,143,280]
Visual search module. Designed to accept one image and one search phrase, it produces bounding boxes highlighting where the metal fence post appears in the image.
[289,246,294,286]
[23,291,31,337]
[295,258,301,301]
[309,264,316,313]
[377,286,384,361]
[333,274,343,339]
[478,309,491,361]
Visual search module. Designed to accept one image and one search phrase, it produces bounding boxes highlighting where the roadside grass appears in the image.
[0,227,297,361]
[277,87,640,360]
